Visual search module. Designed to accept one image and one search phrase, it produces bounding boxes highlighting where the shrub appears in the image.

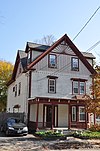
[35,130,63,137]
[89,124,100,132]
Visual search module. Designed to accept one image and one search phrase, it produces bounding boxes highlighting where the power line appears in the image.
[32,7,100,82]
[73,6,100,41]
[86,40,100,52]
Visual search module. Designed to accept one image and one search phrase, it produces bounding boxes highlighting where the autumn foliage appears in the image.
[86,66,100,115]
[0,60,13,111]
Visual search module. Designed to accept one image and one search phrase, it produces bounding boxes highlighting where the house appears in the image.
[7,34,96,131]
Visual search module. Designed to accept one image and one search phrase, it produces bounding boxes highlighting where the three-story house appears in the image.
[7,34,96,131]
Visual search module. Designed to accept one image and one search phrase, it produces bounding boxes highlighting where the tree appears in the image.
[35,35,55,46]
[86,66,100,116]
[0,60,13,111]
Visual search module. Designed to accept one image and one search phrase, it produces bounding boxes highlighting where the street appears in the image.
[0,132,100,151]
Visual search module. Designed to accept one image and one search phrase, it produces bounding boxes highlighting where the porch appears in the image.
[28,97,88,131]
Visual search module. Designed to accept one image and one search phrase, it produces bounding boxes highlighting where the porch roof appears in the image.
[28,96,86,104]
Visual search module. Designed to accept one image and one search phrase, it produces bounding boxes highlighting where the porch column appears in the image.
[36,102,39,130]
[43,105,45,128]
[28,103,30,124]
[51,104,54,129]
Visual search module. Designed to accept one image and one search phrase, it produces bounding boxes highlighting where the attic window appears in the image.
[48,54,57,68]
[71,57,79,71]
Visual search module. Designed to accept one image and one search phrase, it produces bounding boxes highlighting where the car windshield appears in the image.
[7,118,20,126]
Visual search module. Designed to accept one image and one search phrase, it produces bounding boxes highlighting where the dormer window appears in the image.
[48,54,57,68]
[71,57,79,71]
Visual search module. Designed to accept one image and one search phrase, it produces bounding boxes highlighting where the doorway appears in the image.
[43,104,58,128]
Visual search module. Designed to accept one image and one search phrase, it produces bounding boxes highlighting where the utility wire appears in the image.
[35,7,100,82]
[86,40,100,52]
[35,6,100,71]
[73,6,100,41]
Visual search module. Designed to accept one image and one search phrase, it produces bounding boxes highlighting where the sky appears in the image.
[0,0,100,65]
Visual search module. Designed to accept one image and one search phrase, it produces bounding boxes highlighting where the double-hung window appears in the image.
[79,106,85,122]
[73,81,78,94]
[48,54,57,68]
[72,106,76,121]
[72,79,86,95]
[48,78,56,93]
[71,57,79,71]
[80,82,85,94]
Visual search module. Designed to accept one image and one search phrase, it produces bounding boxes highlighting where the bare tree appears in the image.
[34,35,56,46]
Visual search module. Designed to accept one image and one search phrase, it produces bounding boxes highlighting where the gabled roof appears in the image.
[7,50,27,86]
[27,34,96,74]
[25,42,50,53]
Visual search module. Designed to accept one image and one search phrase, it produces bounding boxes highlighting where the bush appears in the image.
[35,130,63,137]
[73,130,100,139]
[89,124,100,132]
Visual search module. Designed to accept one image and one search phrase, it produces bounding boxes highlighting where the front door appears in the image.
[43,105,58,128]
[46,105,52,127]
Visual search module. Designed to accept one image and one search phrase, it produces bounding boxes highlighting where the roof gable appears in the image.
[27,34,96,74]
[7,50,27,86]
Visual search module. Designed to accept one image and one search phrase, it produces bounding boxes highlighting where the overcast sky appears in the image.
[0,0,100,65]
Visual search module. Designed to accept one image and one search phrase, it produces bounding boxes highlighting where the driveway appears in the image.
[0,132,100,151]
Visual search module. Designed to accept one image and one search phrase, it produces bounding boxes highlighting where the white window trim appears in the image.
[71,57,79,71]
[73,81,85,95]
[79,106,85,122]
[72,106,76,121]
[49,54,57,68]
[48,79,56,93]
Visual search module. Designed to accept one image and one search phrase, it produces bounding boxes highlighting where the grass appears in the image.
[74,130,100,139]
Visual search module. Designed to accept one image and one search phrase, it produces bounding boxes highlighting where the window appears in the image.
[73,81,78,94]
[48,79,56,93]
[80,82,85,94]
[72,106,76,121]
[71,57,79,71]
[72,81,85,94]
[79,106,85,122]
[15,84,17,97]
[48,54,57,68]
[13,86,15,92]
[18,82,21,96]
